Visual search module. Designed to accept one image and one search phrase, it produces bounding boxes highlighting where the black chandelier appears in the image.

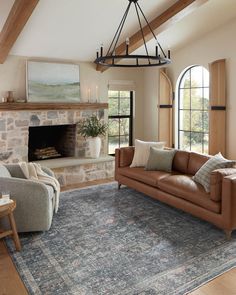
[94,0,171,68]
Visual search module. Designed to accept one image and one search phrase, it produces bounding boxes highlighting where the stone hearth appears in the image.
[36,156,114,187]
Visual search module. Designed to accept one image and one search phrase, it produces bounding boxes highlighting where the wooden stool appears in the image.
[0,200,21,251]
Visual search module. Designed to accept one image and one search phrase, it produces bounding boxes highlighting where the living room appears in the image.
[1,0,236,294]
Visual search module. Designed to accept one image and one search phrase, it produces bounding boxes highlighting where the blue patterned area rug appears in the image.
[6,183,236,294]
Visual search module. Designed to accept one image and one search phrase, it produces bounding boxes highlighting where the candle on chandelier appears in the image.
[100,44,104,57]
[126,37,130,55]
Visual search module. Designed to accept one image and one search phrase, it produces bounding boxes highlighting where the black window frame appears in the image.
[178,65,209,153]
[108,91,133,155]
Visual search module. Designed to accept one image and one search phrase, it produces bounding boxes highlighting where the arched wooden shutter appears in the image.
[158,70,173,147]
[209,59,226,156]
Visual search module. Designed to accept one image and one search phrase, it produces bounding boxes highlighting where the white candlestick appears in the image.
[87,88,91,102]
[95,85,99,102]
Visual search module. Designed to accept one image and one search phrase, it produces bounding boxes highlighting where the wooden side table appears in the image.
[0,200,21,251]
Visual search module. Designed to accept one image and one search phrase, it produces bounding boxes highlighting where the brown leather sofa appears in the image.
[115,147,236,238]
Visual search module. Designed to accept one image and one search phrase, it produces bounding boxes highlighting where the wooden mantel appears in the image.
[0,102,108,111]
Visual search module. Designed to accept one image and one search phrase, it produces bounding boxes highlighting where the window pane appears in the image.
[203,134,209,154]
[191,132,203,153]
[120,91,130,98]
[119,118,129,136]
[180,70,190,88]
[203,68,209,87]
[191,88,203,110]
[108,91,132,154]
[203,89,209,110]
[203,111,209,132]
[178,66,209,153]
[120,135,129,148]
[179,131,190,150]
[108,90,119,98]
[179,89,190,109]
[191,66,203,87]
[191,111,203,131]
[108,99,119,116]
[120,98,130,115]
[179,110,190,131]
[108,136,119,154]
[108,119,119,136]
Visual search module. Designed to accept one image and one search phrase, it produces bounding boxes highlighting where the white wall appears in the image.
[0,55,145,141]
[168,17,236,159]
[142,67,159,141]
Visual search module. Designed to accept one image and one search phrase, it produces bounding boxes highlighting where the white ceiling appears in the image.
[0,0,14,29]
[134,0,236,56]
[0,0,236,62]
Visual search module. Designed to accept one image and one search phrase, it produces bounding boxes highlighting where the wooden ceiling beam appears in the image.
[0,0,39,64]
[96,0,208,72]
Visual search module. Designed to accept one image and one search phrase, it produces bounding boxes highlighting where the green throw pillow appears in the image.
[145,148,176,172]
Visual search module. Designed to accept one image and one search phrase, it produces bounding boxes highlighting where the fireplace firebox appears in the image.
[28,124,76,161]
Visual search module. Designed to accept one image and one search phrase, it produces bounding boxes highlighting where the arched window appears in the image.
[178,65,209,153]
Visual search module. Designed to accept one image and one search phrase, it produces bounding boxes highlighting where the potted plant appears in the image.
[77,115,107,158]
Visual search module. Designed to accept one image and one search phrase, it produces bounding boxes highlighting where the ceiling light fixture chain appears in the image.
[107,1,132,57]
[135,1,167,58]
[134,0,150,64]
[94,0,171,68]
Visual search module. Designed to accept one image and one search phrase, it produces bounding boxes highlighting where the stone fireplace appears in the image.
[0,106,107,163]
[28,124,76,161]
[0,103,114,187]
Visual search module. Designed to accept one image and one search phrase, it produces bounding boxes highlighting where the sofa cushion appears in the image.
[130,139,165,167]
[0,165,12,178]
[145,148,176,172]
[3,164,26,179]
[187,152,210,175]
[172,150,190,174]
[158,174,220,213]
[118,167,170,187]
[193,153,235,193]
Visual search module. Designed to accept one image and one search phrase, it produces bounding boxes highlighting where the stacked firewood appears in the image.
[33,147,61,160]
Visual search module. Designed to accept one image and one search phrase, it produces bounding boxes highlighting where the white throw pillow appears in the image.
[130,139,165,167]
[193,152,235,192]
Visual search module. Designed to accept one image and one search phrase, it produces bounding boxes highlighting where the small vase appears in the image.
[87,137,101,158]
[6,91,14,103]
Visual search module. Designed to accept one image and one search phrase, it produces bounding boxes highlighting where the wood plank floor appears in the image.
[0,179,236,295]
[0,240,28,295]
[189,268,236,295]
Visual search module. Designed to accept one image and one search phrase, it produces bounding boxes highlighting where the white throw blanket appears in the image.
[18,162,60,213]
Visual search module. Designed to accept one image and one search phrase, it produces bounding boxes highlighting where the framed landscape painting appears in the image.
[27,61,80,102]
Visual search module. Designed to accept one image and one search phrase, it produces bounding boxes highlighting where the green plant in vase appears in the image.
[77,115,107,158]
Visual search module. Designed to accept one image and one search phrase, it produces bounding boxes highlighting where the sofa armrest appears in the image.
[115,147,134,169]
[221,173,236,230]
[115,147,134,183]
[210,168,236,201]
